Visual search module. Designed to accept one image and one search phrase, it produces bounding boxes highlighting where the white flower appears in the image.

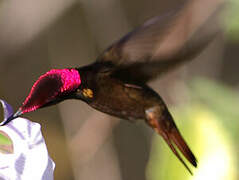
[0,99,55,180]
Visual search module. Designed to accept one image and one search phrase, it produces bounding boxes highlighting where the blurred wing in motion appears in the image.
[97,1,222,83]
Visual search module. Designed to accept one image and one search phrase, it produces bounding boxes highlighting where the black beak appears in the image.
[0,110,22,126]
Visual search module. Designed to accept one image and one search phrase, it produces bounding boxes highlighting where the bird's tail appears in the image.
[145,106,197,175]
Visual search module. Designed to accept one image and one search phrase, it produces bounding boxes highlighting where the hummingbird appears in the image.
[2,5,217,174]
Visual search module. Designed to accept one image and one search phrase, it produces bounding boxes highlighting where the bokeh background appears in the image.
[0,0,238,179]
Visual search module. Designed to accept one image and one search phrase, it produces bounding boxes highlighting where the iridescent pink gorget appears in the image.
[20,69,81,114]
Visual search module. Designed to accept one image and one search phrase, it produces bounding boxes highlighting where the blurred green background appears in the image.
[0,0,238,179]
[147,78,239,180]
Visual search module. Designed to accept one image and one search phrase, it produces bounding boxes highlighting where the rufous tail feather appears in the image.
[145,107,197,174]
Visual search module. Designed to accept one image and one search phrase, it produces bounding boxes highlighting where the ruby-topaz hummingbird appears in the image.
[2,5,217,174]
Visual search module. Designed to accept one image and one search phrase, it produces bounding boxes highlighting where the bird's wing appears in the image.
[96,0,222,83]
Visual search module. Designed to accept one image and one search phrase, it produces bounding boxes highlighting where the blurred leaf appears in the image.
[190,78,239,138]
[223,0,239,40]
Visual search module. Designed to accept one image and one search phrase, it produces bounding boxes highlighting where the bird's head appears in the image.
[1,68,82,125]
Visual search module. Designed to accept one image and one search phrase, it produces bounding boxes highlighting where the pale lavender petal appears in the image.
[0,99,13,121]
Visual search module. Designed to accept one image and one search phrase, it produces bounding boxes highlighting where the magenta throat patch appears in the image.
[20,69,81,114]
